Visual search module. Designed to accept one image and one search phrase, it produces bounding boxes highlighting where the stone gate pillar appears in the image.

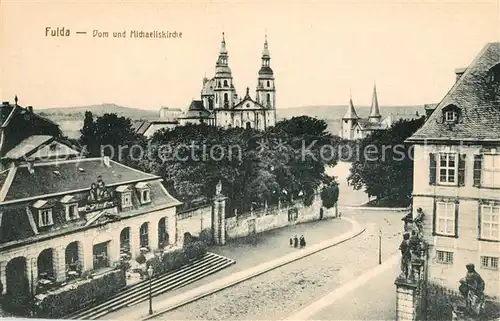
[213,181,227,245]
[395,277,419,321]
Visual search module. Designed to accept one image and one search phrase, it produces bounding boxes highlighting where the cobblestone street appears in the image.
[151,208,404,320]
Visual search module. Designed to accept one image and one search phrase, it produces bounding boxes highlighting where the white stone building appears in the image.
[407,42,500,297]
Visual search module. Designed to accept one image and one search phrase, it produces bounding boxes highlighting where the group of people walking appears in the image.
[290,235,306,248]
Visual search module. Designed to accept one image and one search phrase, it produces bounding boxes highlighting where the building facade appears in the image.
[0,99,182,299]
[177,33,276,130]
[407,42,500,297]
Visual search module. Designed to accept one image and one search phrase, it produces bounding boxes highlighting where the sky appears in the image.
[1,0,499,111]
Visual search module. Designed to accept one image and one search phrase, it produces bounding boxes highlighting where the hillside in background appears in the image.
[38,103,159,120]
[37,103,160,139]
[39,103,426,139]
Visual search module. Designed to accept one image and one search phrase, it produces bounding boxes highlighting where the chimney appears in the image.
[2,101,9,106]
[103,156,111,167]
[27,106,33,113]
[455,67,467,82]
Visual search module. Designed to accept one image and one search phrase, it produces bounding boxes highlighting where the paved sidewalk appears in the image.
[102,217,362,320]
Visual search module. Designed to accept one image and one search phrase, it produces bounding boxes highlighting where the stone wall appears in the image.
[225,195,332,240]
[176,204,213,245]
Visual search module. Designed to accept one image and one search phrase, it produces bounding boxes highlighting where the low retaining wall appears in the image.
[225,196,334,240]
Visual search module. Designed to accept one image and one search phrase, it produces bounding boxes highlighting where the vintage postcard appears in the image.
[1,0,500,320]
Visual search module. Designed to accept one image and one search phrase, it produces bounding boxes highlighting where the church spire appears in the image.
[220,32,227,55]
[368,83,381,122]
[343,92,359,120]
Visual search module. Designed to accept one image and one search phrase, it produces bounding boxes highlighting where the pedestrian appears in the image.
[293,235,299,248]
[289,236,293,247]
[338,212,342,219]
[299,235,306,248]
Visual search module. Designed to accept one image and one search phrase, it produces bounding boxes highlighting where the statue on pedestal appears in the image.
[413,207,424,238]
[459,263,485,317]
[215,180,222,197]
[399,232,411,279]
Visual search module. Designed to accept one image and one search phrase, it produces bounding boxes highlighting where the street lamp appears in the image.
[378,229,382,265]
[147,265,153,315]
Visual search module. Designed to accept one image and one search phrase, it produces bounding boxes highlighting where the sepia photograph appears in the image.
[0,0,500,320]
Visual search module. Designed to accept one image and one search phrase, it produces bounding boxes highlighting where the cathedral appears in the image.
[177,33,276,130]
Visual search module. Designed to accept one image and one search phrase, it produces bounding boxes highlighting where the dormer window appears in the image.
[33,200,53,227]
[442,105,460,124]
[135,182,151,204]
[488,63,500,83]
[115,185,133,209]
[61,195,79,221]
[445,110,457,122]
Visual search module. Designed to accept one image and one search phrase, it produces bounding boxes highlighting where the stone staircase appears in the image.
[64,252,235,320]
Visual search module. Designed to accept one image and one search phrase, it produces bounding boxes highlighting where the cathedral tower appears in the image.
[256,35,276,109]
[340,94,360,140]
[214,33,237,109]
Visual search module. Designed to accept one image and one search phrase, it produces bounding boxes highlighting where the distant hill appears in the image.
[36,103,160,139]
[37,103,159,120]
[276,104,426,136]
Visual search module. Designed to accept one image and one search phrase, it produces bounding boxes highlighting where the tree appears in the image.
[321,181,339,209]
[142,116,341,212]
[79,112,145,166]
[347,117,426,204]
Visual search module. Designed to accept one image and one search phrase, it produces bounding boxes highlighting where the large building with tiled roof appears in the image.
[0,98,184,301]
[406,42,500,297]
[177,33,276,130]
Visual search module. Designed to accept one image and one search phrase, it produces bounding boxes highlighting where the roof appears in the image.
[159,106,182,112]
[2,135,53,159]
[133,121,152,135]
[408,42,500,143]
[180,100,213,119]
[1,157,160,203]
[357,119,387,131]
[369,84,381,118]
[343,98,360,119]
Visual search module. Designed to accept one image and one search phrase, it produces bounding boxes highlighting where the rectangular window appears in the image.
[482,155,500,188]
[121,192,132,208]
[141,189,151,204]
[445,111,457,122]
[436,201,456,236]
[436,250,454,264]
[438,153,457,185]
[480,204,500,241]
[480,256,499,270]
[39,209,53,227]
[66,204,79,220]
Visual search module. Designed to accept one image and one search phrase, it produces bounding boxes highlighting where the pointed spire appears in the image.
[262,34,270,58]
[220,32,227,55]
[14,95,18,105]
[245,87,250,98]
[368,82,381,122]
[343,92,359,120]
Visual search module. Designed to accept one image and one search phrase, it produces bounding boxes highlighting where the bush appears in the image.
[34,269,126,318]
[146,241,208,277]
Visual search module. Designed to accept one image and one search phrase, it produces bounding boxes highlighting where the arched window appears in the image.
[208,97,214,110]
[224,93,229,107]
[267,93,271,105]
[224,80,228,87]
[267,80,270,87]
[217,81,221,88]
